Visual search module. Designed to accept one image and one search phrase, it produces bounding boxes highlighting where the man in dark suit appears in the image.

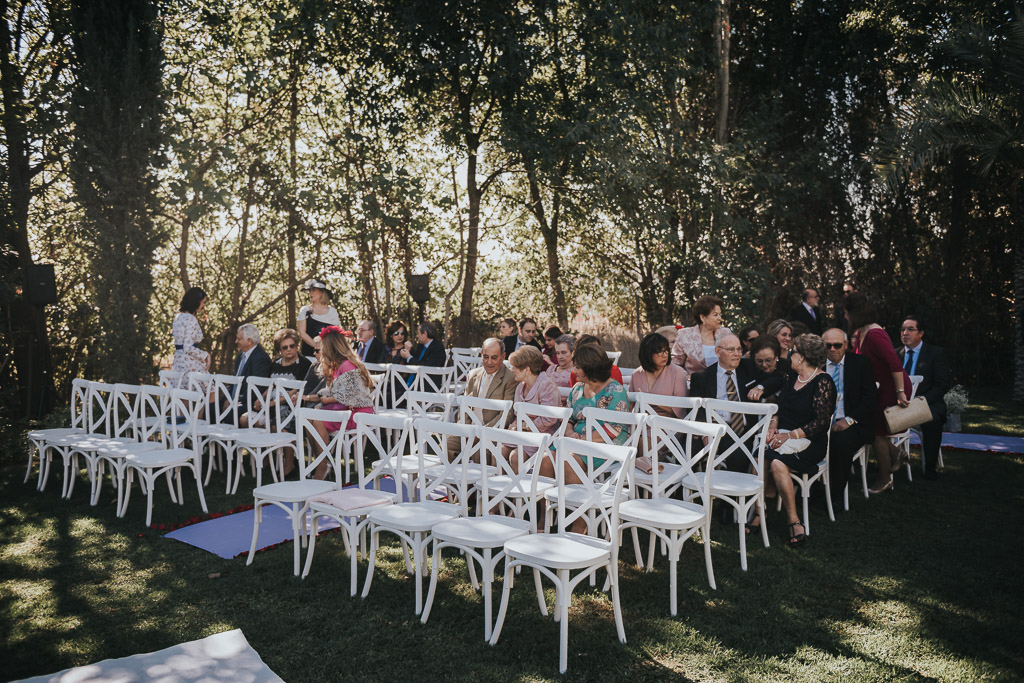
[898,315,952,480]
[503,316,542,356]
[789,288,824,336]
[822,328,877,503]
[689,334,759,472]
[227,323,272,421]
[354,320,385,365]
[401,321,447,367]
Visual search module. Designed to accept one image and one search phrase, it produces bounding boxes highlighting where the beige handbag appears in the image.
[884,396,933,434]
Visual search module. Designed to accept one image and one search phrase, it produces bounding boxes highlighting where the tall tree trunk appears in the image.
[1013,177,1024,402]
[524,155,569,329]
[286,57,298,330]
[457,128,481,345]
[714,0,731,145]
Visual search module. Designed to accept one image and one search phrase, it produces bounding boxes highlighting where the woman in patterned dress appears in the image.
[171,287,210,388]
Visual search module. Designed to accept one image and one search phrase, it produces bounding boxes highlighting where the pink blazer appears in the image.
[670,325,733,379]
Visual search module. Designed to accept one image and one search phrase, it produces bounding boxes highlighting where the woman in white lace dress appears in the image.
[171,287,210,388]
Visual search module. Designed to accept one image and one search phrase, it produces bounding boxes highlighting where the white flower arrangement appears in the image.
[944,384,969,414]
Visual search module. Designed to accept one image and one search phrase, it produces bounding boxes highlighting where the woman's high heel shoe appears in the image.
[868,480,894,495]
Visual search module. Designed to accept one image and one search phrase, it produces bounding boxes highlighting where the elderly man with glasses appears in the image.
[354,319,384,364]
[822,328,877,503]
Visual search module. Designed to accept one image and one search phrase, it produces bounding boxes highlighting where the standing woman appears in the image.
[671,295,733,379]
[171,287,210,388]
[297,278,340,357]
[845,293,910,493]
[307,326,375,479]
[766,319,794,360]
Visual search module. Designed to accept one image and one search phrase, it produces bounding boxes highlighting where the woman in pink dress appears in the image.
[508,346,562,465]
[671,295,733,380]
[171,287,210,388]
[629,332,688,417]
[845,294,910,494]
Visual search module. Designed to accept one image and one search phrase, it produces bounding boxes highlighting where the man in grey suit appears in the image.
[448,337,517,457]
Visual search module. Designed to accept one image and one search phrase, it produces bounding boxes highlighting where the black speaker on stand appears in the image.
[24,264,58,306]
[409,274,430,325]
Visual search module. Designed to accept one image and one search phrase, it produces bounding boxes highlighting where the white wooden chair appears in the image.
[302,413,413,594]
[196,373,245,491]
[890,375,925,482]
[91,384,167,509]
[777,410,838,535]
[606,351,622,366]
[421,427,553,640]
[489,438,637,674]
[158,369,182,388]
[246,407,351,576]
[233,377,306,493]
[118,389,209,527]
[47,381,113,499]
[26,378,89,491]
[361,419,475,614]
[618,416,724,612]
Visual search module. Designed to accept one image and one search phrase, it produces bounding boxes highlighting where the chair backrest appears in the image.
[582,406,646,452]
[352,412,413,497]
[186,371,214,395]
[406,391,456,420]
[909,375,924,399]
[478,427,553,522]
[385,365,417,410]
[606,351,622,366]
[457,394,513,428]
[138,385,169,442]
[415,365,457,393]
[295,407,352,483]
[167,389,203,452]
[513,403,571,437]
[210,374,244,424]
[636,394,702,421]
[69,378,90,431]
[619,368,636,385]
[85,381,112,436]
[363,363,389,406]
[557,386,571,405]
[702,399,778,475]
[158,369,182,389]
[451,350,483,386]
[244,376,274,433]
[646,415,724,504]
[412,418,478,504]
[551,437,636,537]
[272,377,306,433]
[110,384,142,442]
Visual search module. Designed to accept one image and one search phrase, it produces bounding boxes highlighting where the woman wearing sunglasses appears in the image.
[380,320,409,363]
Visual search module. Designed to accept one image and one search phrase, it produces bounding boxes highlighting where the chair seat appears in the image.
[55,434,125,451]
[96,440,163,458]
[28,427,83,441]
[477,475,553,499]
[423,462,495,481]
[235,432,297,449]
[683,470,762,497]
[387,454,443,473]
[431,516,531,549]
[197,424,243,439]
[367,501,459,532]
[619,498,706,529]
[309,488,393,514]
[503,532,611,570]
[542,484,624,507]
[125,448,197,468]
[253,479,336,502]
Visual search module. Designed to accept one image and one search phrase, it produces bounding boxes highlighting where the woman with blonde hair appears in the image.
[307,326,375,478]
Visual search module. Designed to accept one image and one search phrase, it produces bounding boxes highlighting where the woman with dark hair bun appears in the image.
[171,287,210,387]
[738,325,760,357]
[671,295,733,380]
[541,325,563,367]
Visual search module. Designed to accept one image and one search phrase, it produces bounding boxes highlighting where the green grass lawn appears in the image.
[959,386,1024,438]
[2,442,1023,682]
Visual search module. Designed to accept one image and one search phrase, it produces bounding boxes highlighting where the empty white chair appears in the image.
[618,416,724,611]
[196,374,245,491]
[26,378,89,490]
[232,377,306,493]
[302,413,413,594]
[47,382,113,499]
[158,369,182,388]
[421,427,553,640]
[92,385,167,509]
[489,438,637,674]
[246,407,351,576]
[118,389,209,527]
[361,419,475,614]
[606,351,622,366]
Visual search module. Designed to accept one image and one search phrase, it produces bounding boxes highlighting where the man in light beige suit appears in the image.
[448,337,517,458]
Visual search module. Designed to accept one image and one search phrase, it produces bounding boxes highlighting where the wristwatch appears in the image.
[845,417,855,426]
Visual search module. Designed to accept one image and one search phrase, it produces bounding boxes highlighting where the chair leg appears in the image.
[361,529,380,598]
[291,503,302,576]
[481,549,494,641]
[669,545,678,616]
[610,561,626,644]
[558,571,570,674]
[701,522,716,590]
[193,463,208,513]
[144,474,155,527]
[488,556,514,646]
[738,511,748,572]
[533,568,548,616]
[301,515,320,580]
[247,502,263,565]
[801,480,811,536]
[24,444,36,484]
[420,542,443,626]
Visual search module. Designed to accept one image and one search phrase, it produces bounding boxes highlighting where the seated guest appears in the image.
[823,328,877,504]
[569,334,623,385]
[898,314,951,480]
[628,332,688,417]
[498,317,517,343]
[401,321,446,366]
[766,319,794,359]
[671,295,733,380]
[239,328,310,428]
[738,325,760,358]
[689,334,758,471]
[449,338,517,458]
[545,334,576,388]
[508,346,563,465]
[750,334,837,547]
[563,343,632,445]
[504,316,542,356]
[741,336,787,402]
[379,321,409,363]
[308,326,375,479]
[541,325,563,367]
[789,288,824,336]
[354,320,384,364]
[655,324,679,348]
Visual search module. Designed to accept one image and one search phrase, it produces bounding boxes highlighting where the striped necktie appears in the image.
[725,371,745,435]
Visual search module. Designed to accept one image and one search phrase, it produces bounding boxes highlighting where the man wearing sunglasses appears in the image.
[898,316,951,480]
[823,328,877,503]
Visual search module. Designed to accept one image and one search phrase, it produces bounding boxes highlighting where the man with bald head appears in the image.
[689,334,759,472]
[448,338,517,457]
[823,327,877,503]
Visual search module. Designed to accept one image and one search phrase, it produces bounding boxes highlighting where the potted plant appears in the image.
[944,385,969,432]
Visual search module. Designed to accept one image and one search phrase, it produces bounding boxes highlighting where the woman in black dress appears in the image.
[750,334,836,546]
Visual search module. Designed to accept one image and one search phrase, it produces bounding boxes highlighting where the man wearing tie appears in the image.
[689,334,758,472]
[822,328,877,504]
[447,338,517,457]
[789,288,824,336]
[400,321,447,367]
[898,316,952,480]
[226,323,272,421]
[354,320,384,364]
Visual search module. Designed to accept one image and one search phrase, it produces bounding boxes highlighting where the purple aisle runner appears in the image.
[166,478,410,559]
[910,432,1024,454]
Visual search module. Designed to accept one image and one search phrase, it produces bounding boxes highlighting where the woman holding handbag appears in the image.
[844,293,911,494]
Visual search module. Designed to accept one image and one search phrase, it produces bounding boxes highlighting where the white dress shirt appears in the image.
[236,347,254,376]
[802,301,816,320]
[827,356,846,420]
[716,365,740,421]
